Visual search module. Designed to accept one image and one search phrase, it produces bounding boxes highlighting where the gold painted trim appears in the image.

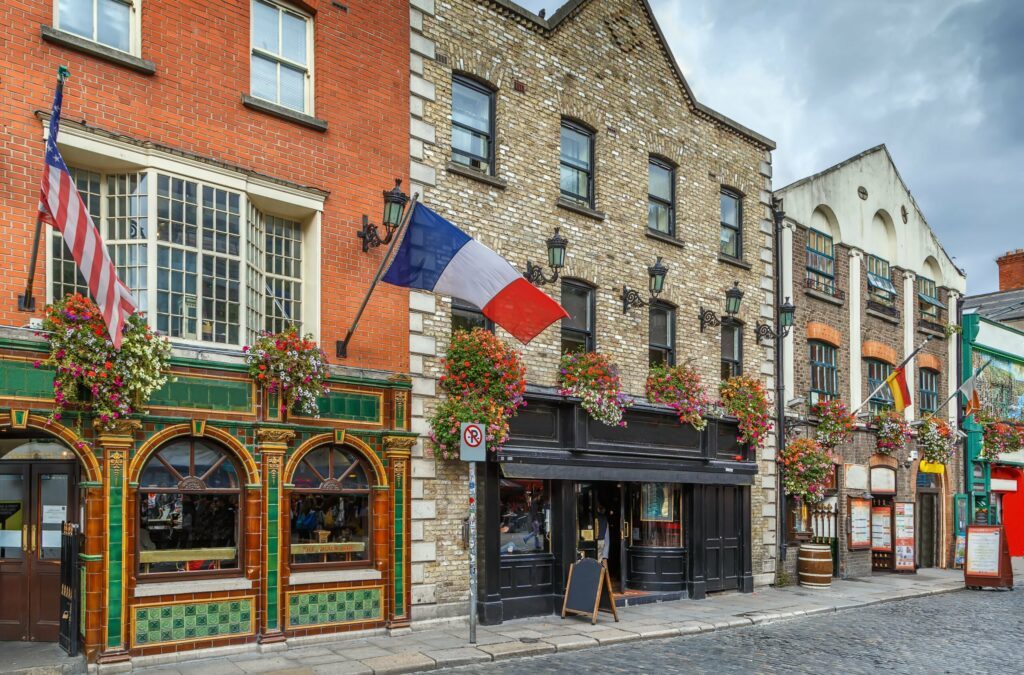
[284,585,385,631]
[0,413,102,482]
[290,387,385,426]
[128,423,260,486]
[284,433,388,489]
[129,595,257,648]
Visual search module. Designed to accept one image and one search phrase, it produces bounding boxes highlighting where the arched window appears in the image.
[289,445,372,568]
[137,439,242,577]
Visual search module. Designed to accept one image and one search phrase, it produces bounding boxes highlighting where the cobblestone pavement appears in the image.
[447,585,1022,674]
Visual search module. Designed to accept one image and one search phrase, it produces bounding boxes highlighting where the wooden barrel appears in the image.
[797,543,833,588]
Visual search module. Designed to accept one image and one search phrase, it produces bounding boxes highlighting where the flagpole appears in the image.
[336,193,420,358]
[851,335,933,416]
[19,66,70,312]
[933,358,993,415]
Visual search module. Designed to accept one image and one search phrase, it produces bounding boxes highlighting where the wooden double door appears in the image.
[0,461,78,642]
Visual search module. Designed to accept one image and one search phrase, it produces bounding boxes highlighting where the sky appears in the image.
[515,0,1024,294]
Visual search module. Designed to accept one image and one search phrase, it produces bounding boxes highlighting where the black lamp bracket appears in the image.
[621,285,652,314]
[755,321,792,344]
[524,260,559,286]
[356,215,398,253]
[699,307,721,333]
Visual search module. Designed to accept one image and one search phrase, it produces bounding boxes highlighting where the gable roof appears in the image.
[965,287,1024,322]
[483,0,775,150]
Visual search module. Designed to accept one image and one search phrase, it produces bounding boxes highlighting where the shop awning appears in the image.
[500,462,754,486]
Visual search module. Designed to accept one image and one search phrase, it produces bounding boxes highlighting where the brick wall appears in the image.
[408,0,777,619]
[0,0,410,371]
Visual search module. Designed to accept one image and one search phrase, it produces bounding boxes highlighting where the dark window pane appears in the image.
[648,161,672,201]
[138,492,239,574]
[561,333,588,355]
[560,125,591,168]
[649,306,669,345]
[499,478,550,555]
[720,226,739,257]
[289,492,370,565]
[561,283,591,331]
[720,191,739,227]
[452,80,491,133]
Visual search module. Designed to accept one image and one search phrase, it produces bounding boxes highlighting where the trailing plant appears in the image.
[719,375,773,449]
[943,323,963,338]
[779,437,833,503]
[559,351,631,427]
[916,414,959,465]
[428,328,527,459]
[37,293,171,428]
[244,326,330,417]
[976,411,1024,461]
[811,399,856,450]
[646,362,710,430]
[872,410,912,456]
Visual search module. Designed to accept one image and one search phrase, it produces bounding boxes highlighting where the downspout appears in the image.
[773,199,787,563]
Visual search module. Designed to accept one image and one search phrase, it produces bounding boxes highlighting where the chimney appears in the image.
[997,249,1024,291]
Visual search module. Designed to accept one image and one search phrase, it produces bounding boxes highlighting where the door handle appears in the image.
[22,525,28,552]
[30,525,36,553]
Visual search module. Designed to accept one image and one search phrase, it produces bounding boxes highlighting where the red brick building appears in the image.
[0,0,414,664]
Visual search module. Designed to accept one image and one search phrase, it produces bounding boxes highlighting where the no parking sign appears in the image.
[459,422,486,462]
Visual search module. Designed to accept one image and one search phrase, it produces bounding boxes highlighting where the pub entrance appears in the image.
[575,482,623,590]
[0,436,80,642]
[702,485,743,593]
[916,472,940,568]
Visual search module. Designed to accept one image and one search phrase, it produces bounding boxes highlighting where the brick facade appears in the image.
[407,0,777,620]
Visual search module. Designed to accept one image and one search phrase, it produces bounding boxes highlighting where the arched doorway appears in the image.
[0,428,84,642]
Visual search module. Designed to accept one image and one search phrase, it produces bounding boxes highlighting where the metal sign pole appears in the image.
[468,460,478,644]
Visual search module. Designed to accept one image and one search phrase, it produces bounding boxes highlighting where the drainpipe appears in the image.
[773,199,787,563]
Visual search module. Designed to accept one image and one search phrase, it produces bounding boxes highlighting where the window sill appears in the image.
[917,322,947,339]
[718,254,752,270]
[556,196,605,221]
[446,161,507,189]
[41,26,156,75]
[804,287,845,306]
[645,229,685,249]
[866,307,900,325]
[289,568,382,586]
[241,95,327,132]
[134,576,252,598]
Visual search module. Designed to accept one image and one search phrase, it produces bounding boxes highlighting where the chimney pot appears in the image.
[997,249,1024,291]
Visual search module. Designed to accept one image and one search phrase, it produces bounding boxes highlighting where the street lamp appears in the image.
[357,179,410,252]
[756,296,796,344]
[700,281,744,332]
[525,228,568,286]
[621,257,669,313]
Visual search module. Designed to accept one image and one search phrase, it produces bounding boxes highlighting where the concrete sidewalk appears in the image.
[129,568,963,674]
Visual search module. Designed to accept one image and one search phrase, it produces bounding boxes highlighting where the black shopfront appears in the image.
[476,390,757,624]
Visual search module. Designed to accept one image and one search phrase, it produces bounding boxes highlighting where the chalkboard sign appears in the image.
[561,557,619,625]
[964,525,1014,590]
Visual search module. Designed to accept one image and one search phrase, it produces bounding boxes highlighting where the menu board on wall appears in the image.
[872,506,892,552]
[845,464,869,491]
[965,526,1002,577]
[894,502,916,571]
[848,497,872,550]
[870,467,896,494]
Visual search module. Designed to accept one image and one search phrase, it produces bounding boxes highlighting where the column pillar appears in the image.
[94,419,140,665]
[848,249,864,407]
[947,290,961,428]
[903,270,917,421]
[256,427,294,645]
[383,435,415,630]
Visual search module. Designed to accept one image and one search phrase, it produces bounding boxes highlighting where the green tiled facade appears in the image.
[393,470,405,620]
[0,359,56,400]
[133,598,254,646]
[106,459,124,649]
[314,391,381,423]
[266,471,280,631]
[150,375,252,412]
[287,587,383,628]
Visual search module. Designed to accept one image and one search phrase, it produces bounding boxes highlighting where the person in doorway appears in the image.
[523,515,543,550]
[596,502,610,564]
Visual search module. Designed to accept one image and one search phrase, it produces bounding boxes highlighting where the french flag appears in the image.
[383,204,568,343]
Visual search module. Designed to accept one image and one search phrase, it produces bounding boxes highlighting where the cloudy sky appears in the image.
[516,0,1023,293]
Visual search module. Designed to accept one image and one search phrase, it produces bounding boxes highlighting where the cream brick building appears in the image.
[405,0,777,622]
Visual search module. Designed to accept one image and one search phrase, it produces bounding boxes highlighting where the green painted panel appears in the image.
[314,391,381,423]
[0,359,56,399]
[150,376,252,412]
[394,480,404,617]
[133,598,253,646]
[107,482,123,648]
[287,588,382,628]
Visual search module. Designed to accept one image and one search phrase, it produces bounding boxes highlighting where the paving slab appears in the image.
[476,641,556,660]
[421,648,491,668]
[310,661,373,675]
[359,652,435,674]
[540,634,599,651]
[233,657,303,674]
[589,628,641,645]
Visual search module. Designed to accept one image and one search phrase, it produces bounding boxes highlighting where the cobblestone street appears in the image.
[448,586,1022,674]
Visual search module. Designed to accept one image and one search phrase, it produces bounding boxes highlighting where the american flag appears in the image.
[38,74,136,348]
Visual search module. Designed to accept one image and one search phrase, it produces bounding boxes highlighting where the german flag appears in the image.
[885,367,912,413]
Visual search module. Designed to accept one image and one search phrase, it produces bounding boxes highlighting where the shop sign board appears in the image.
[845,464,869,491]
[894,502,916,572]
[561,557,619,625]
[871,505,892,552]
[964,525,1014,590]
[870,467,896,494]
[848,497,872,550]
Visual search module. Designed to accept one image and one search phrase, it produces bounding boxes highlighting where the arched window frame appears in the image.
[136,438,245,580]
[287,444,374,571]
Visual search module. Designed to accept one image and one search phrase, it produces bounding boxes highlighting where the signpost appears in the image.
[460,422,485,644]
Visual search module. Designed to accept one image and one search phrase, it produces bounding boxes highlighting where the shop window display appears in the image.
[499,478,550,555]
[629,483,682,548]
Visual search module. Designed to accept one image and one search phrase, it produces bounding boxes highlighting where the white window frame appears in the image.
[54,0,143,56]
[44,121,323,350]
[250,0,315,115]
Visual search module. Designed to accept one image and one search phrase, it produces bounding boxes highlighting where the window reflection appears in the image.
[499,479,549,555]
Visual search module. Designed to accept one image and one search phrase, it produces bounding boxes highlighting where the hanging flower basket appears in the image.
[917,414,959,465]
[37,293,171,428]
[780,437,834,504]
[429,328,526,460]
[872,410,912,456]
[244,327,330,418]
[559,351,631,427]
[976,411,1024,461]
[719,375,773,450]
[811,399,856,451]
[646,363,710,430]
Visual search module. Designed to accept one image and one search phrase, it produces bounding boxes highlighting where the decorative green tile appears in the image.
[150,375,252,413]
[0,358,57,399]
[313,391,381,423]
[287,588,382,628]
[133,599,253,646]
